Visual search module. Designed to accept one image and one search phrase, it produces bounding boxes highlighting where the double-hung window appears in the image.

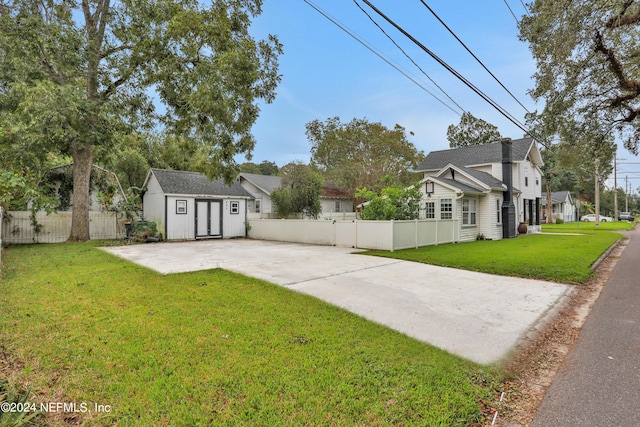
[425,201,435,219]
[462,198,477,225]
[440,198,453,220]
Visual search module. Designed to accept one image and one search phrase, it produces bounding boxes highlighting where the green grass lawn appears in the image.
[542,221,636,233]
[0,242,498,426]
[363,230,624,284]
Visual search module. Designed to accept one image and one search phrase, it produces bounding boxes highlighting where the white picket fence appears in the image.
[248,218,460,251]
[1,211,126,244]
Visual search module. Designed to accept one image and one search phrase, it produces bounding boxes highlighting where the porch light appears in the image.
[425,181,435,197]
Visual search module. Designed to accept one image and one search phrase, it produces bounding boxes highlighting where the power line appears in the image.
[502,0,519,23]
[359,0,539,143]
[352,0,466,114]
[417,0,532,114]
[302,0,464,116]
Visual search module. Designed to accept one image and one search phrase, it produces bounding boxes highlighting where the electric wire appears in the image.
[502,0,519,23]
[302,0,464,116]
[418,0,532,114]
[352,0,466,114]
[359,0,538,142]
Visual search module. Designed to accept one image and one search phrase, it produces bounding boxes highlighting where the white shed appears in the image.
[143,168,253,241]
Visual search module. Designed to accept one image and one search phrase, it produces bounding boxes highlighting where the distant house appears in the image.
[143,168,253,240]
[541,191,578,223]
[237,173,354,216]
[414,137,544,240]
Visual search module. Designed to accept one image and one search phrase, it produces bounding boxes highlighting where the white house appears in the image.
[238,173,354,216]
[143,168,253,240]
[414,137,544,240]
[541,191,578,223]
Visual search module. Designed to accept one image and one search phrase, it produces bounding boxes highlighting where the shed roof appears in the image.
[149,168,253,198]
[416,137,539,172]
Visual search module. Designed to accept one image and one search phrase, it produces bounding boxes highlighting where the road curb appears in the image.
[591,237,626,271]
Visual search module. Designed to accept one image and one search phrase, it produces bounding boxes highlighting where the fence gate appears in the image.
[195,200,222,238]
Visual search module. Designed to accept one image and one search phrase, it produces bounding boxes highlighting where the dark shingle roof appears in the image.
[238,173,282,195]
[416,137,536,172]
[453,165,507,190]
[150,169,253,198]
[434,177,485,194]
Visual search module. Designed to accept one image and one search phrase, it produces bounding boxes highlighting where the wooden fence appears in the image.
[247,218,460,251]
[1,211,126,244]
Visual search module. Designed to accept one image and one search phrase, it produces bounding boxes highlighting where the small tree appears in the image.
[356,184,422,220]
[271,164,323,218]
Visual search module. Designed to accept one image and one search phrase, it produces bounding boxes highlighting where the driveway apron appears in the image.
[103,239,571,365]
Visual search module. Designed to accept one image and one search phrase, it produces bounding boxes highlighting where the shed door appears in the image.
[195,200,222,238]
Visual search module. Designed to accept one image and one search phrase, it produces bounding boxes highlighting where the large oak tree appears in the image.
[0,0,282,240]
[520,0,640,154]
[306,117,424,196]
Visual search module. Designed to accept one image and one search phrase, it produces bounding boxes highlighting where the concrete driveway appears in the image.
[102,239,572,365]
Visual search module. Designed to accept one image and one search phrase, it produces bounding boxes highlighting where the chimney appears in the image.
[501,138,517,238]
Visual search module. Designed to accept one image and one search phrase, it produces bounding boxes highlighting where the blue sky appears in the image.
[246,0,536,167]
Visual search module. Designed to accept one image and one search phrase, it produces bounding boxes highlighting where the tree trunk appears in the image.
[546,181,553,224]
[70,144,94,241]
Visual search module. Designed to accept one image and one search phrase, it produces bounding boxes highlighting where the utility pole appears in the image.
[614,156,618,221]
[595,158,600,226]
[625,176,629,212]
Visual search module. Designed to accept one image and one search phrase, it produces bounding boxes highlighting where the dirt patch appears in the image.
[486,238,627,426]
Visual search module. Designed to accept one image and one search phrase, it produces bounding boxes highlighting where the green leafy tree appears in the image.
[0,1,282,241]
[520,1,640,154]
[446,112,501,148]
[238,160,279,175]
[271,163,322,218]
[356,183,422,220]
[306,117,424,196]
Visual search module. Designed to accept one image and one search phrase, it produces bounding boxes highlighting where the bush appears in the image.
[555,218,564,224]
[0,379,40,426]
[131,221,161,242]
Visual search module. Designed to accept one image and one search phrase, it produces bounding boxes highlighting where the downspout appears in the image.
[455,192,464,243]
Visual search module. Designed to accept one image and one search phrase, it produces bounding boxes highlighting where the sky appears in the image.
[244,0,537,167]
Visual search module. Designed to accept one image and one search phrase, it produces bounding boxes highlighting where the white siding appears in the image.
[166,196,195,240]
[143,175,166,236]
[222,199,247,238]
[320,198,354,214]
[239,180,273,214]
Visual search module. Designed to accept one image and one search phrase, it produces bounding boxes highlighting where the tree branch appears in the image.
[605,0,640,28]
[594,31,640,108]
[100,44,134,59]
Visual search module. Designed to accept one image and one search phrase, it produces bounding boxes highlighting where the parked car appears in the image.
[618,212,635,221]
[581,214,613,222]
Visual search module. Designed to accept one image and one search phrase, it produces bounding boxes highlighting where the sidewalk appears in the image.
[532,227,640,426]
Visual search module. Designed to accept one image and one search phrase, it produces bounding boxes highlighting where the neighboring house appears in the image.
[42,163,126,212]
[414,137,544,241]
[143,168,253,240]
[541,191,578,223]
[237,173,354,216]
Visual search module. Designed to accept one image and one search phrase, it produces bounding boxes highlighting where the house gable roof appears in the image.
[238,173,282,196]
[416,137,541,172]
[435,163,507,192]
[147,168,253,198]
[542,190,574,204]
